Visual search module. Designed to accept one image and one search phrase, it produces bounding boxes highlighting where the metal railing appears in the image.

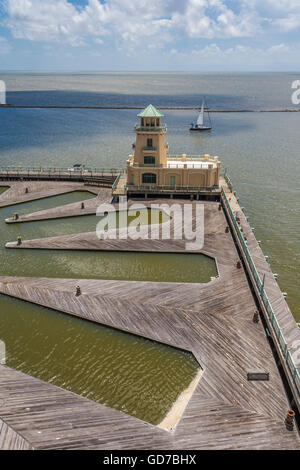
[224,172,233,192]
[126,184,219,192]
[167,154,218,161]
[168,154,206,159]
[135,125,167,132]
[221,186,300,396]
[0,166,125,175]
[112,173,122,191]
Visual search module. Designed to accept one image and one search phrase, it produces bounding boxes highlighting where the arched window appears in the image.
[142,173,157,184]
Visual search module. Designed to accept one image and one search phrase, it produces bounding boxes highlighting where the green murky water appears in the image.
[0,191,214,425]
[0,294,199,425]
[1,195,216,282]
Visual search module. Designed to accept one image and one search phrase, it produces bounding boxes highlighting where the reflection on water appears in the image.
[0,294,199,425]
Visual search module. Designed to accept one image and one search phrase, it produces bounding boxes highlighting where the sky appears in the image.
[0,0,300,71]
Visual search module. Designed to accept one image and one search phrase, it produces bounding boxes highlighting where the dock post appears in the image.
[17,236,22,246]
[285,410,295,431]
[253,311,259,323]
[81,202,85,209]
[76,286,81,297]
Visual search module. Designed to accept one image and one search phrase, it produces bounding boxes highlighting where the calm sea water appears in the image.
[0,72,299,423]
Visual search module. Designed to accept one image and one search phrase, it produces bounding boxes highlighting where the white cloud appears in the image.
[172,0,260,39]
[4,0,300,56]
[245,0,300,31]
[4,0,173,46]
[4,0,266,48]
[171,42,294,65]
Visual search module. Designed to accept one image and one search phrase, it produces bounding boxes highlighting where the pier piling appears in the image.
[285,410,296,431]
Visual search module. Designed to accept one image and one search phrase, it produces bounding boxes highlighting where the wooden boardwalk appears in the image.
[0,168,119,186]
[223,184,300,371]
[0,185,299,449]
[0,181,102,209]
[2,182,112,222]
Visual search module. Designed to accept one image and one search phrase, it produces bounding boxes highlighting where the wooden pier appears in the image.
[0,180,299,449]
[0,167,121,187]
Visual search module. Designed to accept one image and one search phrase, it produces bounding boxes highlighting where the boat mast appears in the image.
[204,97,212,128]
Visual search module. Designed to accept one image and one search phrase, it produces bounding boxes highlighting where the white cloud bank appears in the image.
[5,0,300,46]
[2,0,300,70]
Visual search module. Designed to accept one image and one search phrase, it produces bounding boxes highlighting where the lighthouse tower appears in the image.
[126,104,220,189]
[127,104,168,185]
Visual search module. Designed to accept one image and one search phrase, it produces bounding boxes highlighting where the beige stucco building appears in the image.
[126,105,221,189]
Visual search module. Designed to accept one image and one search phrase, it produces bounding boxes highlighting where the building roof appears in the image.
[138,104,164,118]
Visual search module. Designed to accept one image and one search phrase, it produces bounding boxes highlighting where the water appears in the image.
[0,293,199,425]
[0,191,213,424]
[0,72,299,421]
[1,72,297,317]
[0,195,216,282]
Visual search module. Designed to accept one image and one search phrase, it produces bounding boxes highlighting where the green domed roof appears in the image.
[138,104,164,118]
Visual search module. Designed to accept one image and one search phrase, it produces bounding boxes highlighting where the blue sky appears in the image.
[0,0,300,71]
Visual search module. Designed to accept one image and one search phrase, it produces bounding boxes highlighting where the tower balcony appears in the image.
[142,146,157,152]
[134,124,167,133]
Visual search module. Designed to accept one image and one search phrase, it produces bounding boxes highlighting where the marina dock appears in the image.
[0,167,122,187]
[0,176,300,449]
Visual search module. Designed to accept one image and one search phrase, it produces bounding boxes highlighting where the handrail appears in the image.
[135,125,167,132]
[126,184,219,192]
[224,172,233,192]
[167,154,206,159]
[112,173,122,191]
[221,186,300,396]
[0,166,125,174]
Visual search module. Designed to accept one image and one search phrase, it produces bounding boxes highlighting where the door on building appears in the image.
[169,175,176,187]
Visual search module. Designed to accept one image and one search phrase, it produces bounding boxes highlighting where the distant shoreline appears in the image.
[1,105,300,112]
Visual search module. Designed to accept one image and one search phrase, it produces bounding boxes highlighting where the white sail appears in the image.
[196,101,204,126]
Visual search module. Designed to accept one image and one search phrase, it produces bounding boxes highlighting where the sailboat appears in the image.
[190,99,212,131]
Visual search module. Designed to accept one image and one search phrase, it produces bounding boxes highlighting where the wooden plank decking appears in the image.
[0,181,101,209]
[222,184,300,370]
[0,186,299,449]
[3,183,112,222]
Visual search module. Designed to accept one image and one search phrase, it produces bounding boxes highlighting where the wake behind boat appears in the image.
[190,98,212,131]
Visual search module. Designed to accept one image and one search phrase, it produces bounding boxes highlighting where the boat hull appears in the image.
[189,126,212,131]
